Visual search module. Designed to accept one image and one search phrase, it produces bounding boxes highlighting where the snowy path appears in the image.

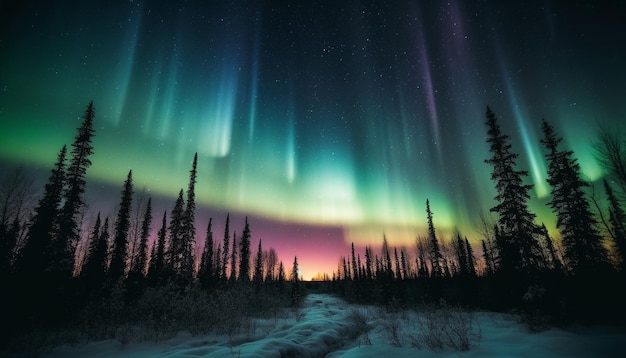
[23,293,626,357]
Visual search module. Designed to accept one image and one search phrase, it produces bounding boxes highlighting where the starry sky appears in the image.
[1,1,625,279]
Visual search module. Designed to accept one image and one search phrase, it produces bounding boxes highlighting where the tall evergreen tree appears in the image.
[82,215,109,288]
[291,256,301,304]
[381,235,393,279]
[180,153,197,282]
[253,239,264,289]
[57,102,95,278]
[465,238,476,276]
[540,119,609,274]
[351,242,358,280]
[222,213,230,280]
[455,232,468,277]
[604,179,626,271]
[109,170,133,281]
[400,249,409,280]
[229,231,238,281]
[168,189,185,275]
[148,211,167,285]
[484,107,543,273]
[426,199,444,277]
[540,224,562,272]
[364,245,373,279]
[16,145,67,279]
[238,217,251,282]
[481,239,494,276]
[130,198,152,278]
[198,218,214,288]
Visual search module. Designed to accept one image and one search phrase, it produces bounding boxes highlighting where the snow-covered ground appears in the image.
[19,293,626,357]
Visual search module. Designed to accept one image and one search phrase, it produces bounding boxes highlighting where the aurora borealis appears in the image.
[1,1,625,279]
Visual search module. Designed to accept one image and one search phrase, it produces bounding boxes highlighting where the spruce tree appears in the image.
[16,145,67,279]
[540,119,609,274]
[426,199,444,277]
[291,256,301,304]
[168,189,185,275]
[465,238,477,276]
[455,232,468,277]
[198,218,214,288]
[229,231,238,281]
[57,102,95,278]
[484,107,543,273]
[130,198,152,278]
[540,224,562,272]
[238,217,251,282]
[109,170,133,281]
[394,247,402,280]
[180,153,197,282]
[222,213,230,280]
[148,211,167,285]
[604,179,626,272]
[82,215,109,288]
[364,246,373,279]
[253,239,263,289]
[351,242,358,280]
[481,239,494,276]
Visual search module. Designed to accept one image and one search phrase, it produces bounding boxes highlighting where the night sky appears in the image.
[1,1,625,279]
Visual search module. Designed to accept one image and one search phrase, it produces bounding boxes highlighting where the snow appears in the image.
[13,293,626,357]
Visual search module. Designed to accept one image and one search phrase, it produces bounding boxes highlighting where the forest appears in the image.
[1,102,625,354]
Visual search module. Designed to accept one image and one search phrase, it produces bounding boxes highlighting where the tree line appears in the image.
[330,107,626,326]
[0,102,302,348]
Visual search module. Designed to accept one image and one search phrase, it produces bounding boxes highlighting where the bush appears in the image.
[412,299,481,352]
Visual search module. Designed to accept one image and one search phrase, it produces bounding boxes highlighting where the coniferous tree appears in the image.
[109,170,133,281]
[277,260,286,291]
[364,245,373,279]
[80,213,101,279]
[238,217,251,282]
[351,242,358,280]
[400,249,409,280]
[253,239,263,289]
[57,102,95,278]
[481,239,494,276]
[291,256,301,304]
[455,232,468,277]
[180,153,197,282]
[148,211,167,285]
[16,146,67,279]
[168,189,185,275]
[394,247,402,280]
[198,218,214,288]
[484,107,543,273]
[540,119,609,274]
[381,235,393,279]
[426,199,444,277]
[222,213,230,280]
[82,216,109,289]
[604,179,626,271]
[465,238,477,276]
[416,237,430,278]
[129,198,152,278]
[230,231,238,281]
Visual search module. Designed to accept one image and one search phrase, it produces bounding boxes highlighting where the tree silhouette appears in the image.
[540,119,609,274]
[465,238,476,276]
[81,215,109,289]
[129,198,152,279]
[198,218,214,288]
[426,199,444,277]
[238,217,251,282]
[484,107,543,273]
[57,102,95,279]
[253,239,263,289]
[16,145,67,280]
[230,231,238,281]
[222,213,230,280]
[148,211,167,285]
[168,189,185,275]
[109,170,133,281]
[180,153,197,283]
